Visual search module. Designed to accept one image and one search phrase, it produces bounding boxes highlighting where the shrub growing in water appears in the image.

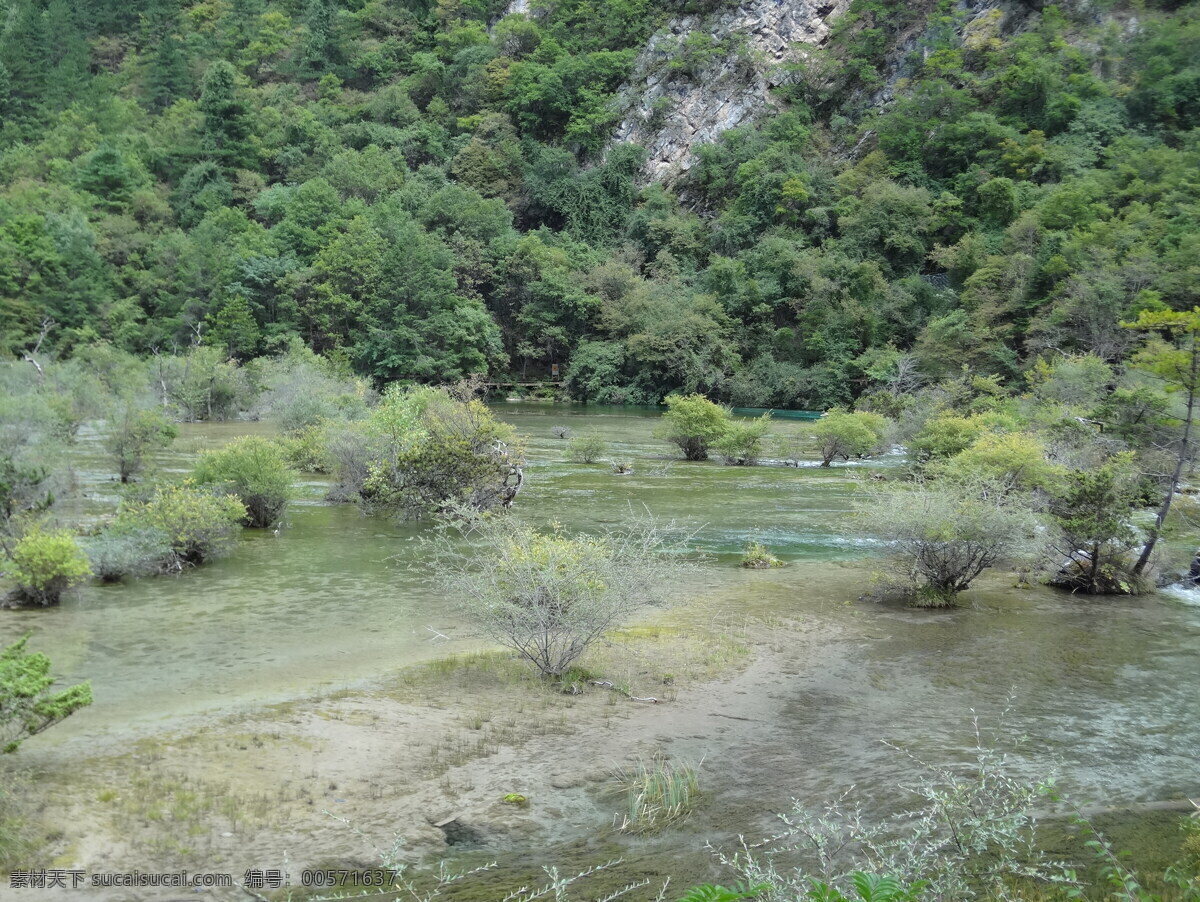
[191,436,295,528]
[567,433,608,463]
[2,529,91,606]
[812,409,889,467]
[81,527,175,581]
[104,405,178,483]
[741,541,782,568]
[713,414,771,465]
[115,484,245,566]
[360,385,525,517]
[857,477,1041,605]
[435,513,692,678]
[658,394,731,461]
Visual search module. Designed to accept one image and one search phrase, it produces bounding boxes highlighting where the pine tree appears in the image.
[145,29,191,111]
[0,0,51,134]
[300,0,340,77]
[44,0,89,112]
[198,60,256,170]
[0,63,13,135]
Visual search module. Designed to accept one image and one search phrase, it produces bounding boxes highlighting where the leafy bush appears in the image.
[658,394,731,461]
[812,409,889,467]
[909,414,991,460]
[360,386,525,517]
[250,346,373,434]
[932,431,1062,492]
[0,635,92,753]
[858,478,1041,604]
[159,347,255,422]
[191,436,295,528]
[713,414,771,465]
[0,454,54,533]
[324,423,374,502]
[567,433,608,463]
[277,423,329,473]
[115,484,245,566]
[2,529,91,606]
[81,527,175,581]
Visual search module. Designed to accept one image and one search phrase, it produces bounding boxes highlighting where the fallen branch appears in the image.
[588,679,658,703]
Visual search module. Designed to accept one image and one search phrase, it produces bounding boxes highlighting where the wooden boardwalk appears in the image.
[483,382,564,388]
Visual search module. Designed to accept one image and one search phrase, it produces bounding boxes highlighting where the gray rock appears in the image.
[608,0,853,182]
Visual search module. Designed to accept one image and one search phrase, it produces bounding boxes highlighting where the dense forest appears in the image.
[0,0,1196,407]
[3,0,1200,894]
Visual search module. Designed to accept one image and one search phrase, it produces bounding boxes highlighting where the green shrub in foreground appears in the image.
[191,436,295,528]
[3,528,91,605]
[1,635,93,753]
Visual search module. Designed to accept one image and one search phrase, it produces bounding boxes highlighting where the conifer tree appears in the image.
[144,10,191,113]
[198,60,256,170]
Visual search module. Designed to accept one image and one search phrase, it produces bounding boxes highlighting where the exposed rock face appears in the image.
[612,0,851,182]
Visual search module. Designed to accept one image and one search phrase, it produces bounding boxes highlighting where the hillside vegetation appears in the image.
[0,0,1195,405]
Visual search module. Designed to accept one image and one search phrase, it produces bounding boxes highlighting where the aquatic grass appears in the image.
[610,757,701,834]
[0,769,39,872]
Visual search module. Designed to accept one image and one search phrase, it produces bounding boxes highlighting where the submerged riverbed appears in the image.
[4,403,1199,895]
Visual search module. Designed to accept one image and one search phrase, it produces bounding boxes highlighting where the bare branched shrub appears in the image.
[855,477,1043,605]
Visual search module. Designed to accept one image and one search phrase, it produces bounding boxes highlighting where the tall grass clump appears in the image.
[611,757,700,834]
[0,772,37,871]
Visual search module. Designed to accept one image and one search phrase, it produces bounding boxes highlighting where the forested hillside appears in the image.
[0,0,1197,407]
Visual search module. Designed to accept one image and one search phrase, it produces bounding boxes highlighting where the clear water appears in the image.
[4,403,1198,833]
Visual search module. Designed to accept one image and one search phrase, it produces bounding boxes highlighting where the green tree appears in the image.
[104,404,178,484]
[1124,308,1200,577]
[0,635,92,753]
[199,60,256,170]
[658,394,731,461]
[1048,460,1142,595]
[144,24,190,112]
[205,295,262,360]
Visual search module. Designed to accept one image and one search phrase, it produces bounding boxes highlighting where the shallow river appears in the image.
[4,403,1199,880]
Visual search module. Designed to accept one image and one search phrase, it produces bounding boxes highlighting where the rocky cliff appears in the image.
[610,0,851,182]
